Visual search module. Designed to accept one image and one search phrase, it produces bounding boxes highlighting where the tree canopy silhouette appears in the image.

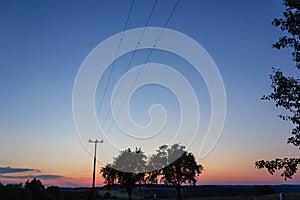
[25,178,44,197]
[0,179,62,200]
[100,144,203,200]
[149,144,203,200]
[100,148,147,200]
[255,0,300,180]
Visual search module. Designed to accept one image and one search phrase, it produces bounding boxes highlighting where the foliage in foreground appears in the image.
[255,0,300,180]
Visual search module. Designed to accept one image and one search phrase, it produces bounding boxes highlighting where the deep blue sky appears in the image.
[0,0,299,186]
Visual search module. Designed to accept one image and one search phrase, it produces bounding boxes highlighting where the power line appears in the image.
[162,0,181,28]
[84,2,135,185]
[123,0,135,36]
[101,0,159,128]
[95,0,135,121]
[144,0,159,27]
[90,0,135,140]
[104,0,181,134]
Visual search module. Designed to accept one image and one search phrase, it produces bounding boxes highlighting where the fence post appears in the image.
[280,192,284,200]
[153,192,157,200]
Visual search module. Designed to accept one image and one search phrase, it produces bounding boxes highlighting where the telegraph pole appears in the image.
[89,139,103,200]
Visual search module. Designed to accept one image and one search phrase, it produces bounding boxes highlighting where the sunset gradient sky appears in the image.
[0,0,300,187]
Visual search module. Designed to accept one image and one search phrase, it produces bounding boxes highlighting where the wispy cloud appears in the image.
[0,167,63,180]
[0,167,41,174]
[0,174,63,180]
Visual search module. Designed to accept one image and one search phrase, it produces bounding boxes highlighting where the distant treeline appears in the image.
[0,178,91,200]
[2,178,300,200]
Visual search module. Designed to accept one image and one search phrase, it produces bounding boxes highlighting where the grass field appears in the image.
[169,193,300,200]
[96,185,300,200]
[96,192,300,200]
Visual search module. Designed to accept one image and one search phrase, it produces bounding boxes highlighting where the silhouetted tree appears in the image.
[147,144,168,184]
[100,148,147,200]
[24,178,54,200]
[149,144,203,200]
[255,0,300,179]
[100,164,117,186]
[0,183,29,200]
[25,178,44,200]
[0,180,65,200]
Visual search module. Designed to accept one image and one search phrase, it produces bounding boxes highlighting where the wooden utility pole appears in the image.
[89,139,103,200]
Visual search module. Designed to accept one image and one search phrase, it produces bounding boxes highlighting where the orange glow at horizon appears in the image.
[2,168,300,187]
[2,155,300,187]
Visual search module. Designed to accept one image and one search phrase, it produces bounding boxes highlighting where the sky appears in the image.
[0,0,300,187]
